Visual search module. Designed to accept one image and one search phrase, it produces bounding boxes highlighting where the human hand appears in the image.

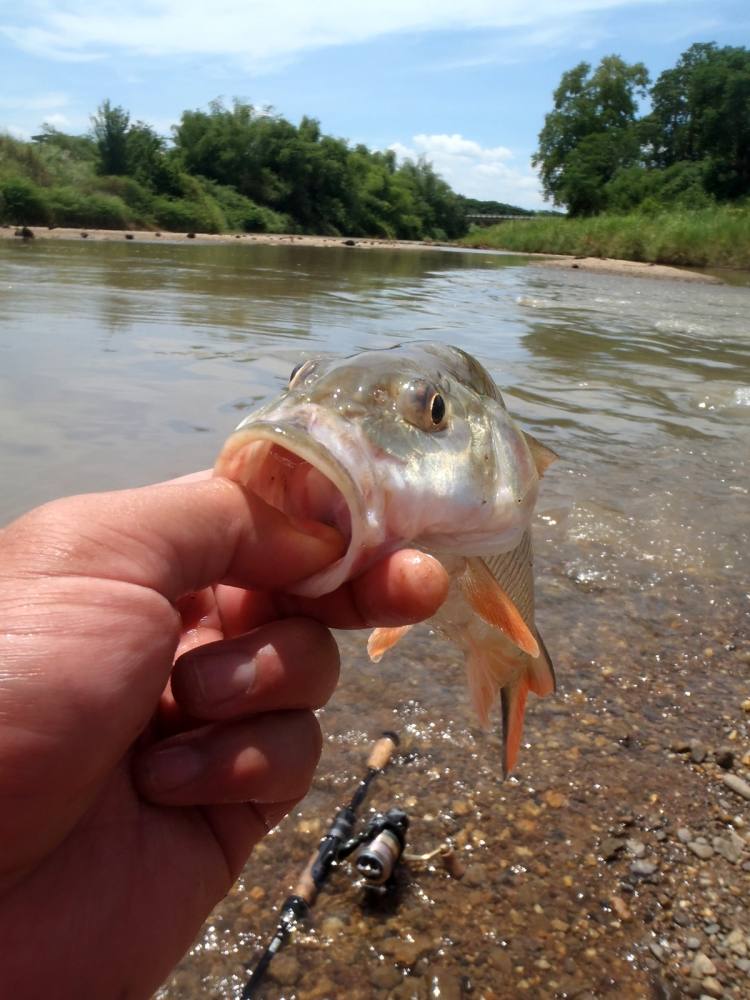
[0,476,448,999]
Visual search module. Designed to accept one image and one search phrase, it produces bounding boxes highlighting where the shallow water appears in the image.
[1,239,749,999]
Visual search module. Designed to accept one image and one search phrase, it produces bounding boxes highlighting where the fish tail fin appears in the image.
[526,630,556,696]
[465,640,498,728]
[501,677,529,778]
[466,632,555,777]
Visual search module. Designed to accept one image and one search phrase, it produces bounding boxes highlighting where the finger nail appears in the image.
[188,653,258,707]
[144,745,203,791]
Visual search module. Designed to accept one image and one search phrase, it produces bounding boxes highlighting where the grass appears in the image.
[459,206,750,270]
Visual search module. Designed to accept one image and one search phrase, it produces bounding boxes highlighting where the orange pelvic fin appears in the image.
[367,625,413,663]
[460,557,540,658]
[501,675,530,777]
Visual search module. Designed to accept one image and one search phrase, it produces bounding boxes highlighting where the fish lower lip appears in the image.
[214,422,357,544]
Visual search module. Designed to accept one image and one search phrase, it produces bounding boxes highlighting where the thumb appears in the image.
[2,477,346,600]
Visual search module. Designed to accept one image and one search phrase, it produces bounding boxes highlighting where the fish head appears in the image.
[215,343,542,596]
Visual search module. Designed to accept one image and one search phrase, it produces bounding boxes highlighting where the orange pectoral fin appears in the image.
[459,558,540,658]
[367,625,413,663]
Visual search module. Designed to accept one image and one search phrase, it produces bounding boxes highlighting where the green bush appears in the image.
[202,180,289,232]
[47,186,131,228]
[0,176,50,225]
[93,175,155,217]
[151,196,225,233]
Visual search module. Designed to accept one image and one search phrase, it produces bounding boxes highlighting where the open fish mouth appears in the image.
[214,420,367,595]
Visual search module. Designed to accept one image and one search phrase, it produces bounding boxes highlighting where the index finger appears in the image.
[215,549,450,632]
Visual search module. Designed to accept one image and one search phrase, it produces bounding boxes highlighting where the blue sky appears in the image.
[1,1,747,209]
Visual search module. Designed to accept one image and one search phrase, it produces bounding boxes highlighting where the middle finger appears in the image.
[171,617,340,720]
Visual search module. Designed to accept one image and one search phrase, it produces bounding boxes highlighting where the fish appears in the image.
[214,342,558,776]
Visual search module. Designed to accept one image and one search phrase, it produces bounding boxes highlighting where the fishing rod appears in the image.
[241,731,401,999]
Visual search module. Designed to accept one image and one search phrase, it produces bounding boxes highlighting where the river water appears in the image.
[1,239,749,999]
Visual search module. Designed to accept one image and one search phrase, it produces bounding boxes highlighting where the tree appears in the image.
[91,100,130,175]
[533,56,650,214]
[646,43,750,199]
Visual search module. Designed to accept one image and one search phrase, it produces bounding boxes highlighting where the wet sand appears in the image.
[534,254,722,284]
[0,224,720,282]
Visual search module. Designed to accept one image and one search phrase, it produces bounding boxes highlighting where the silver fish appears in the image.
[215,342,557,775]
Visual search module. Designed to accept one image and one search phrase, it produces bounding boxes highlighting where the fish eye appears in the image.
[288,359,317,388]
[430,393,446,425]
[399,381,449,432]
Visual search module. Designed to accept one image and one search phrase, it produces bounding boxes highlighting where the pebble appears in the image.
[611,896,631,921]
[686,937,701,950]
[631,858,658,876]
[723,774,750,800]
[712,836,742,864]
[677,827,693,843]
[726,928,747,955]
[371,964,403,990]
[270,954,300,986]
[691,742,708,764]
[428,972,462,1000]
[600,837,626,861]
[627,839,646,858]
[320,916,346,936]
[691,952,717,977]
[701,976,724,998]
[688,841,715,860]
[462,864,485,887]
[670,739,692,753]
[649,942,664,961]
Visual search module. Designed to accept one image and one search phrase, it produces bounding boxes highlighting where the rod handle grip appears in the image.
[367,731,399,771]
[293,852,320,905]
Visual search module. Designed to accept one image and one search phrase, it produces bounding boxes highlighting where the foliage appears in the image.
[459,205,750,269]
[533,56,650,215]
[535,44,750,215]
[91,100,131,176]
[171,99,467,239]
[0,176,51,225]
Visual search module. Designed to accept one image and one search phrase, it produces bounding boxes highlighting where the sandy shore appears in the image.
[2,224,721,282]
[533,253,722,283]
[0,224,430,253]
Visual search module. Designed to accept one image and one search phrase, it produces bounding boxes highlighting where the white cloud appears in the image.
[391,133,546,210]
[2,0,679,64]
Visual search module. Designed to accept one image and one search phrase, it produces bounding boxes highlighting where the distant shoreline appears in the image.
[1,225,720,283]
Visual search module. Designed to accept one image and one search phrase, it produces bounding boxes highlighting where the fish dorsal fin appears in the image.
[459,555,539,658]
[523,431,558,477]
[483,530,535,629]
[367,625,413,663]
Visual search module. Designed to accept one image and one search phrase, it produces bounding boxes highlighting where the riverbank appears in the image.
[1,224,721,282]
[460,205,750,271]
[0,224,429,252]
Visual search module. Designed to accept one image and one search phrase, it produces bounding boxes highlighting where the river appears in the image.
[1,238,749,999]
